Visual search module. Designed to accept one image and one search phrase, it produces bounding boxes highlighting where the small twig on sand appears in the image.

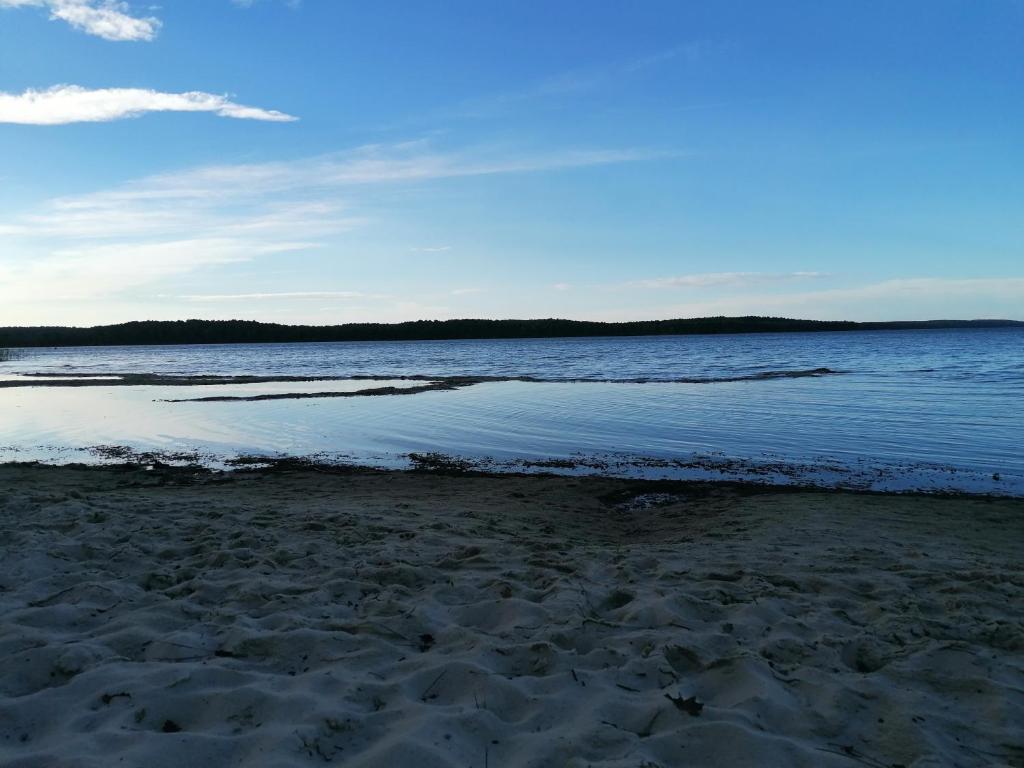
[420,670,447,702]
[600,710,662,740]
[816,744,891,768]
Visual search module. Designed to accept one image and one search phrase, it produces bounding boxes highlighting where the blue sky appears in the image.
[1,0,1021,326]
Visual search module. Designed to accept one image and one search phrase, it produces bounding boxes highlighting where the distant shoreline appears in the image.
[1,316,1021,349]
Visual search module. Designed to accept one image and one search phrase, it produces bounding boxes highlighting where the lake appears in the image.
[2,328,1021,494]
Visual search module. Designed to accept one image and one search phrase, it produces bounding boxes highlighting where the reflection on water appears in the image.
[1,375,1021,495]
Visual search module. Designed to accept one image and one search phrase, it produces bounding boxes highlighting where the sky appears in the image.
[0,0,1022,326]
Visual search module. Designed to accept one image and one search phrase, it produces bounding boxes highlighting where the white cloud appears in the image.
[410,245,452,253]
[1,238,314,302]
[0,85,297,125]
[0,189,346,307]
[631,271,826,289]
[0,140,646,322]
[0,0,160,41]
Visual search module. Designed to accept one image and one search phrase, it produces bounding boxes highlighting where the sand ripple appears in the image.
[1,467,1022,767]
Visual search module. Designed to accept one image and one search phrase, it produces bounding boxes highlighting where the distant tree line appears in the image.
[0,317,1020,348]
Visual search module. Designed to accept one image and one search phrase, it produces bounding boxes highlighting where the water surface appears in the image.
[2,328,1021,494]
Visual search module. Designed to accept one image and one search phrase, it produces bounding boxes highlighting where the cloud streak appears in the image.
[0,0,160,41]
[231,0,302,8]
[180,291,375,301]
[630,271,826,289]
[31,141,650,211]
[0,85,298,125]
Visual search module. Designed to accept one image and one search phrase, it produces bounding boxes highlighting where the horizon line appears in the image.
[2,315,1023,331]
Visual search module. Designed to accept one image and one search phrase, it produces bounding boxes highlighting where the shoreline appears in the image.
[3,456,1018,502]
[2,464,1021,766]
[3,451,1020,500]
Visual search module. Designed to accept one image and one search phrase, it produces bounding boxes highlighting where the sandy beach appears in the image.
[1,464,1021,767]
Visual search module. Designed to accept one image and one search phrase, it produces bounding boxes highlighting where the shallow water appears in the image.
[2,328,1022,494]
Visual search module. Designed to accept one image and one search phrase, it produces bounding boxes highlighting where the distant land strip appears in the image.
[1,317,1021,348]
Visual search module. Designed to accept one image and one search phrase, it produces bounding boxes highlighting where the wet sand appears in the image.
[1,464,1021,767]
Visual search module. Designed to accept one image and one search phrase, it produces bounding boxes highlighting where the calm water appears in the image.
[2,328,1022,494]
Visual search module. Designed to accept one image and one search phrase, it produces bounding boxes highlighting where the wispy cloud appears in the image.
[0,140,649,319]
[628,277,1024,322]
[37,141,651,208]
[0,238,316,303]
[630,271,827,289]
[0,85,297,125]
[621,44,705,73]
[410,245,452,253]
[231,0,302,8]
[441,43,708,122]
[0,0,160,41]
[180,291,376,301]
[797,277,1024,305]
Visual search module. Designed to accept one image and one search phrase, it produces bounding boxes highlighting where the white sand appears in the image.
[0,465,1021,767]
